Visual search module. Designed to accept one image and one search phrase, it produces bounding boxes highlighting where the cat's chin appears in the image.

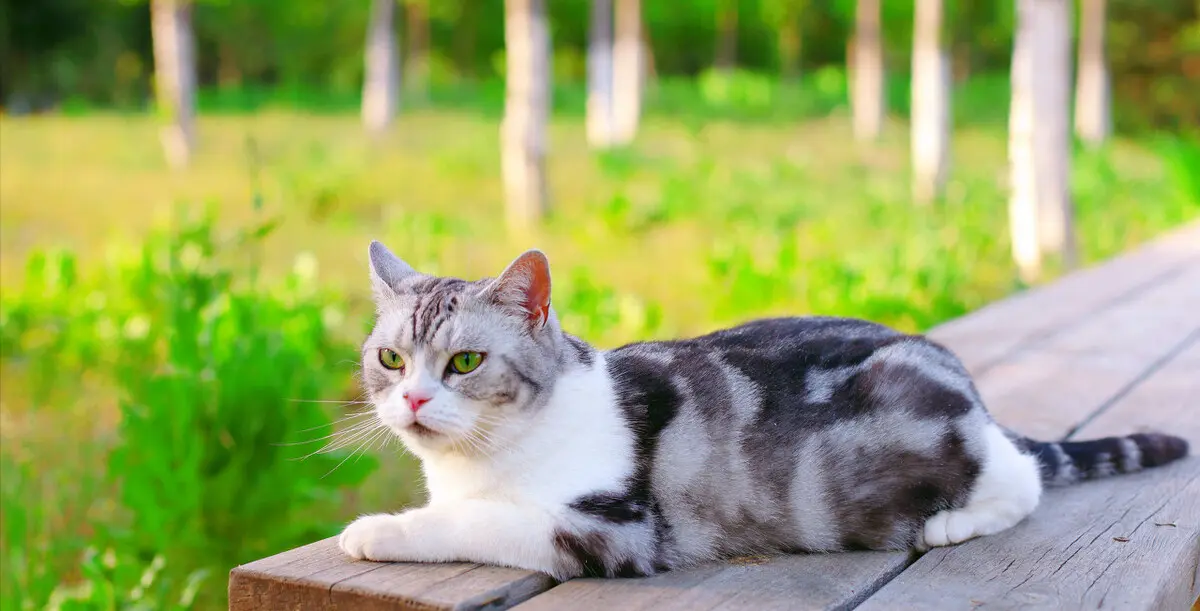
[395,421,464,453]
[406,422,440,438]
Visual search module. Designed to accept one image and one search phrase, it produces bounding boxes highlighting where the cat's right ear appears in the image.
[478,249,552,330]
[368,240,416,297]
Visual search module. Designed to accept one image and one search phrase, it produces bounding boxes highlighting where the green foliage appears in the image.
[0,208,376,610]
[556,269,663,346]
[1158,136,1200,208]
[44,549,207,611]
[106,210,375,575]
[4,0,1198,130]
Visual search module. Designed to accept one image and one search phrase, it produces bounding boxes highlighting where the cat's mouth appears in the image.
[407,422,439,437]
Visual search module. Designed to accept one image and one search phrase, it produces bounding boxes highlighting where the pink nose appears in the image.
[404,390,433,412]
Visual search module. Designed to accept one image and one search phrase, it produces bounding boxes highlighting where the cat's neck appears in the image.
[420,352,634,505]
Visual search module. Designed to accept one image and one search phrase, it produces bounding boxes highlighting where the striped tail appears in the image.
[1011,432,1189,487]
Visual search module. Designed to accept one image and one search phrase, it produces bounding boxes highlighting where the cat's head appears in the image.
[361,241,564,456]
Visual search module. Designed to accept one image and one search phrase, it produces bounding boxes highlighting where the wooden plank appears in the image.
[333,563,557,611]
[512,552,910,611]
[228,537,556,611]
[928,220,1200,376]
[961,264,1200,440]
[856,334,1200,610]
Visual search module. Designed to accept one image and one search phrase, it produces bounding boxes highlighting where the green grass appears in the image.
[1,85,1197,610]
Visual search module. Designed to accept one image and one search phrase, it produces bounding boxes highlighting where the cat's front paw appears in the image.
[338,513,410,561]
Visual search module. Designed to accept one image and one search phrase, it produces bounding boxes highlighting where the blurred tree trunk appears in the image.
[777,14,801,81]
[851,0,884,141]
[1075,0,1111,146]
[1009,0,1076,282]
[612,0,642,145]
[217,43,242,89]
[642,19,658,85]
[715,0,738,72]
[362,0,400,137]
[911,0,950,204]
[454,0,478,80]
[762,0,804,81]
[502,0,550,230]
[150,0,196,168]
[405,0,430,100]
[587,0,615,148]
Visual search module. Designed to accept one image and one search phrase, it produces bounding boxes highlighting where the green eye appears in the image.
[449,351,484,374]
[379,348,405,371]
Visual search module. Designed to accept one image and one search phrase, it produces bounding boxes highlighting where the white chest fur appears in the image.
[420,355,635,508]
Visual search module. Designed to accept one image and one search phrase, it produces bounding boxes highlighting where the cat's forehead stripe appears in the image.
[412,277,469,345]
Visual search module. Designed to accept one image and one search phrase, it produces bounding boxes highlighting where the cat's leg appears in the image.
[339,500,572,577]
[917,423,1043,549]
[339,499,656,579]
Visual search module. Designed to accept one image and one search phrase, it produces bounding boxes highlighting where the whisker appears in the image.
[355,428,391,463]
[283,411,377,439]
[321,445,361,479]
[288,404,375,430]
[287,399,373,405]
[321,423,391,479]
[316,424,385,454]
[295,421,386,460]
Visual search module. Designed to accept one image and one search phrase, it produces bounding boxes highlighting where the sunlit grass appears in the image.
[2,109,1189,342]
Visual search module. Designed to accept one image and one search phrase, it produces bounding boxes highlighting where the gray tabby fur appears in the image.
[341,242,1190,580]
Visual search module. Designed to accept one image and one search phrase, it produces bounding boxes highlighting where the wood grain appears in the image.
[856,330,1200,610]
[964,264,1200,440]
[228,538,555,611]
[928,220,1199,376]
[511,551,911,611]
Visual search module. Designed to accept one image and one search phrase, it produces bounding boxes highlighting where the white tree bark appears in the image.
[911,0,951,204]
[150,0,196,169]
[852,0,884,141]
[586,0,615,148]
[1009,0,1076,282]
[1032,0,1075,265]
[1075,0,1111,146]
[502,0,551,230]
[611,0,642,145]
[363,0,400,136]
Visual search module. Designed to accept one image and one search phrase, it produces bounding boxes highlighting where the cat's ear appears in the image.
[368,240,416,297]
[479,249,552,329]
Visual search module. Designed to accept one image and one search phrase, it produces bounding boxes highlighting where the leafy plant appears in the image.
[0,207,376,610]
[44,548,207,611]
[103,209,376,596]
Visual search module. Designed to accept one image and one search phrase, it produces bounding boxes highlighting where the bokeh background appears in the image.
[1,0,1198,609]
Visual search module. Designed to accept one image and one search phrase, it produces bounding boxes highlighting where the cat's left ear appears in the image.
[368,240,417,297]
[479,249,552,329]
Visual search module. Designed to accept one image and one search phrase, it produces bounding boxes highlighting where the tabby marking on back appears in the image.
[338,242,1190,579]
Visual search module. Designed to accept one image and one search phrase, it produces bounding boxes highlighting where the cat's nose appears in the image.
[404,389,433,412]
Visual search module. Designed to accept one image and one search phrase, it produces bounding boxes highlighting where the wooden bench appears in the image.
[229,221,1200,611]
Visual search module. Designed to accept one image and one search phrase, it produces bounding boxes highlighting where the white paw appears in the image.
[920,511,952,548]
[338,514,409,561]
[920,509,984,549]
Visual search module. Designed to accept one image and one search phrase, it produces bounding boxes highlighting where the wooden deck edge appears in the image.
[227,540,561,611]
[442,571,561,611]
[229,565,336,611]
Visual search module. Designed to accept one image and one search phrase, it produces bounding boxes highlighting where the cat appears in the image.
[338,241,1190,580]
